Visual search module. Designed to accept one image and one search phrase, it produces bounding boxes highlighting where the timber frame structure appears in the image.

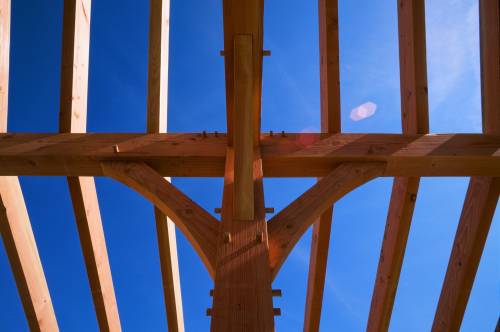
[0,0,499,331]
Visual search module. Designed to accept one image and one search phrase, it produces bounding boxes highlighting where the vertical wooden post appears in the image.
[211,30,274,331]
[211,149,275,332]
[433,1,500,330]
[147,1,185,331]
[0,2,59,330]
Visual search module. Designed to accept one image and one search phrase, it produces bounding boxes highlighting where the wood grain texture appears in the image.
[0,133,499,177]
[0,3,58,330]
[65,177,121,331]
[146,1,184,329]
[0,0,9,132]
[211,148,274,331]
[101,161,218,277]
[479,0,500,135]
[304,1,341,329]
[59,0,91,134]
[268,163,385,278]
[154,206,184,332]
[304,205,333,332]
[147,0,169,134]
[367,1,429,330]
[368,177,420,332]
[233,35,254,220]
[222,0,264,146]
[433,2,500,330]
[318,0,341,134]
[0,177,59,332]
[432,177,499,332]
[59,1,121,330]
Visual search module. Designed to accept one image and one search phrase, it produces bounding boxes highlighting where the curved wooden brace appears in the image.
[267,162,386,279]
[101,161,219,278]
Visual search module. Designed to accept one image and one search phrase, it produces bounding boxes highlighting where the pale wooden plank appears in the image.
[433,1,500,329]
[0,2,58,330]
[367,1,429,330]
[154,208,184,332]
[0,177,59,332]
[0,133,499,177]
[268,163,385,278]
[65,177,121,331]
[101,161,218,277]
[0,0,9,133]
[304,1,341,329]
[210,148,275,331]
[146,1,184,330]
[147,0,169,134]
[233,34,254,221]
[59,1,121,330]
[59,0,91,134]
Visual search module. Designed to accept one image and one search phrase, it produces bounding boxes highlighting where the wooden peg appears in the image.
[223,232,232,244]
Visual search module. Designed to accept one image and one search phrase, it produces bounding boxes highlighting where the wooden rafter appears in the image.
[0,2,58,330]
[368,1,429,330]
[433,1,500,330]
[146,1,184,331]
[268,163,386,278]
[59,1,121,330]
[0,133,498,177]
[0,1,498,328]
[101,161,218,277]
[304,0,341,330]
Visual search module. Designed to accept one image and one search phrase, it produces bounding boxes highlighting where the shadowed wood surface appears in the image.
[367,1,429,330]
[233,35,255,221]
[432,177,499,331]
[304,0,341,330]
[101,161,218,277]
[268,162,386,278]
[0,133,499,177]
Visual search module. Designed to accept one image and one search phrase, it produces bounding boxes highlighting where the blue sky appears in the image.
[0,1,498,331]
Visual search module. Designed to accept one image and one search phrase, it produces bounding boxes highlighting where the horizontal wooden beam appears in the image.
[268,163,385,278]
[0,133,498,177]
[101,161,218,277]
